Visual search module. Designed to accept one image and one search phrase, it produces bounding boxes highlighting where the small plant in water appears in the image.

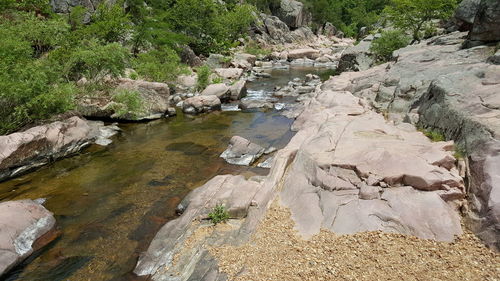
[208,204,229,225]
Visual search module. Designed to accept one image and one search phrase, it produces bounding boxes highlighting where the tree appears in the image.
[384,0,457,43]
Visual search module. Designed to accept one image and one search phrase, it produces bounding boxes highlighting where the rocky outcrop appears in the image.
[182,95,221,115]
[220,136,265,166]
[135,73,470,280]
[78,78,170,120]
[180,45,203,67]
[0,117,116,182]
[322,31,500,250]
[0,200,57,276]
[214,68,243,80]
[468,0,500,43]
[272,0,311,29]
[454,0,481,31]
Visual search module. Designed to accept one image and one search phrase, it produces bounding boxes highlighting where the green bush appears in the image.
[384,0,457,43]
[244,41,272,57]
[208,204,230,225]
[132,47,188,82]
[196,65,212,91]
[111,89,144,119]
[419,128,446,142]
[370,29,410,62]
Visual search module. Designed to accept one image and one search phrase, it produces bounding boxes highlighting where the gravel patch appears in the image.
[209,201,500,281]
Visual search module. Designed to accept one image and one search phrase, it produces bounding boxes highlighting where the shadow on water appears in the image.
[0,66,326,281]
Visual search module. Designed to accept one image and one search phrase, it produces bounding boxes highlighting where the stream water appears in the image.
[0,66,332,281]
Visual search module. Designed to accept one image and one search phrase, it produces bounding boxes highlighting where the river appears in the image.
[0,66,332,281]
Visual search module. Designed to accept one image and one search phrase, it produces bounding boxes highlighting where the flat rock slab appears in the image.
[183,95,221,115]
[281,89,464,241]
[0,200,56,276]
[220,136,265,166]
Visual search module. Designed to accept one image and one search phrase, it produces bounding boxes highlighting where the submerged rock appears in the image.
[220,136,265,166]
[0,200,56,276]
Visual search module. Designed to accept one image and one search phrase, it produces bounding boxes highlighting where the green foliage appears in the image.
[111,89,144,119]
[384,0,457,42]
[208,204,230,225]
[302,0,390,37]
[370,29,410,62]
[212,76,223,84]
[196,65,212,91]
[132,47,188,82]
[419,128,446,142]
[244,41,272,56]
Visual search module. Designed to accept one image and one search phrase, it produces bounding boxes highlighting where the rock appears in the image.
[337,34,378,72]
[176,73,197,91]
[281,90,464,240]
[182,95,221,114]
[232,53,257,70]
[257,157,274,169]
[50,0,102,13]
[180,45,202,67]
[359,184,381,200]
[287,48,321,60]
[0,200,56,276]
[263,15,293,43]
[229,80,247,101]
[454,0,481,31]
[239,99,275,110]
[487,49,500,64]
[78,78,170,121]
[214,68,244,80]
[200,83,231,101]
[206,54,228,69]
[0,117,110,181]
[468,0,500,43]
[220,136,265,166]
[273,0,311,28]
[323,22,337,37]
[290,27,315,42]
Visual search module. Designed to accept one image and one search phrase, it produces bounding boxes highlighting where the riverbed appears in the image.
[0,66,331,281]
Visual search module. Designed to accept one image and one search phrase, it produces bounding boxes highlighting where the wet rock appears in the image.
[229,80,247,101]
[0,117,108,181]
[214,68,244,80]
[201,83,231,101]
[257,157,274,169]
[182,95,221,114]
[220,136,265,166]
[0,200,56,276]
[239,99,275,110]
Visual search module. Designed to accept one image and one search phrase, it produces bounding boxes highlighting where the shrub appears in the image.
[419,128,446,142]
[196,65,212,91]
[132,47,188,82]
[384,0,457,43]
[111,89,144,119]
[370,30,410,62]
[244,41,272,57]
[208,204,230,225]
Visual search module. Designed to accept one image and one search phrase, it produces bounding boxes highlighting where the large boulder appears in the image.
[200,83,231,101]
[468,0,500,43]
[0,117,112,181]
[337,34,378,72]
[0,200,57,276]
[220,136,265,166]
[78,78,170,120]
[264,15,293,43]
[229,80,247,101]
[454,0,481,31]
[180,45,202,67]
[182,95,221,114]
[273,0,311,29]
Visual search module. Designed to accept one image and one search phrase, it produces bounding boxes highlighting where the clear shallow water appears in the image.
[0,66,330,281]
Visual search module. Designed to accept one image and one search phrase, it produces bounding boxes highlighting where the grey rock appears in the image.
[180,46,202,67]
[337,34,378,72]
[454,0,481,31]
[201,83,231,102]
[468,0,500,43]
[220,136,265,166]
[229,80,247,101]
[273,0,310,28]
[182,95,221,114]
